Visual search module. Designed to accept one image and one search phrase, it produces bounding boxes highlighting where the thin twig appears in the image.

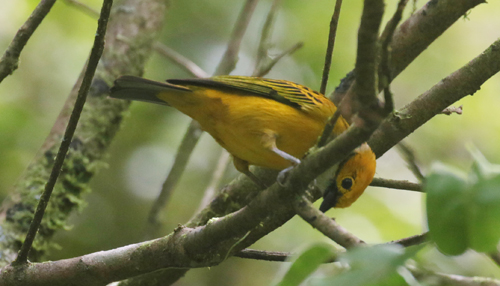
[253,42,303,77]
[0,0,57,83]
[62,0,209,79]
[441,105,463,115]
[317,109,341,147]
[294,196,364,249]
[253,0,282,75]
[214,0,259,75]
[147,120,203,225]
[63,0,99,17]
[380,0,408,113]
[235,233,427,262]
[387,232,428,247]
[153,43,209,78]
[12,0,113,265]
[235,249,290,262]
[316,0,344,147]
[370,177,422,192]
[408,265,500,286]
[146,0,258,227]
[319,0,343,95]
[195,150,231,213]
[396,142,425,182]
[380,0,409,85]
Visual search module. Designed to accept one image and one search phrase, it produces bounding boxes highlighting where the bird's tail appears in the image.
[109,75,191,105]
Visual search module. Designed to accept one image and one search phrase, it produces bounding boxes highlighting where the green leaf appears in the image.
[425,163,469,255]
[468,175,500,252]
[311,244,422,286]
[276,243,335,286]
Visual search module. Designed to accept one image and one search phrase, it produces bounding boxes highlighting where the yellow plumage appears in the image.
[110,75,376,211]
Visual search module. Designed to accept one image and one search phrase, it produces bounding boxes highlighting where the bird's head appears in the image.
[319,143,376,212]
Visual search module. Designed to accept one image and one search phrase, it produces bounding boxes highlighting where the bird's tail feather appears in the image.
[109,75,191,105]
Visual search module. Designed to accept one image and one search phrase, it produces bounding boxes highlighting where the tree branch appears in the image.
[195,150,231,213]
[369,38,500,158]
[0,0,167,265]
[352,0,384,110]
[0,116,384,285]
[0,0,57,83]
[147,120,203,225]
[13,0,113,266]
[152,42,209,78]
[370,177,422,192]
[145,0,258,233]
[295,197,364,249]
[319,0,343,95]
[397,142,425,181]
[214,0,260,75]
[408,265,500,286]
[139,15,500,286]
[332,0,486,106]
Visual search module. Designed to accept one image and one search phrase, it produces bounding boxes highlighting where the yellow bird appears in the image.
[110,75,376,210]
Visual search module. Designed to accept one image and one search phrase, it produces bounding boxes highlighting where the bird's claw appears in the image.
[277,166,294,186]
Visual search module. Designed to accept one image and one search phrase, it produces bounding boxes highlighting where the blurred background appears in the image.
[1,0,500,285]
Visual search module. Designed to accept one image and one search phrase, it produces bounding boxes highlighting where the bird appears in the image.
[109,75,376,211]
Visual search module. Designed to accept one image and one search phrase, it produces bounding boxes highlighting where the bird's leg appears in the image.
[233,156,268,189]
[261,131,301,185]
[273,146,301,185]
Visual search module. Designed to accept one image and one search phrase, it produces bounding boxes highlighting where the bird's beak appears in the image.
[319,180,342,212]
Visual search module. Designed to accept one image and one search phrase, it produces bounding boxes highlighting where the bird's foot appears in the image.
[277,165,295,186]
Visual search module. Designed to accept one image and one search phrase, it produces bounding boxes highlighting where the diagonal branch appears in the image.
[0,107,382,286]
[0,0,57,83]
[152,43,209,78]
[295,197,364,248]
[214,0,260,75]
[319,0,343,95]
[2,35,499,277]
[147,120,203,226]
[369,38,500,158]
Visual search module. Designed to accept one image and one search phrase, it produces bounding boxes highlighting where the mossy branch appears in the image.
[0,0,167,265]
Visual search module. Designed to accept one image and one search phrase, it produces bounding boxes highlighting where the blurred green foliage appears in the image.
[308,244,421,286]
[276,243,335,286]
[1,0,500,285]
[426,147,500,255]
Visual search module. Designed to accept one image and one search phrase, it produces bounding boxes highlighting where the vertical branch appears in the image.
[195,150,231,213]
[253,0,281,75]
[316,0,344,147]
[319,0,343,95]
[145,0,259,229]
[331,0,484,109]
[147,120,203,225]
[379,0,409,114]
[0,0,57,83]
[214,0,260,75]
[353,0,385,111]
[13,0,114,265]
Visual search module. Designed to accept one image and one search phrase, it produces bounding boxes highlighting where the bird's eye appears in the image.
[341,177,353,190]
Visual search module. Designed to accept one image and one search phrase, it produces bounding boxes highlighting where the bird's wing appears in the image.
[167,76,325,111]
